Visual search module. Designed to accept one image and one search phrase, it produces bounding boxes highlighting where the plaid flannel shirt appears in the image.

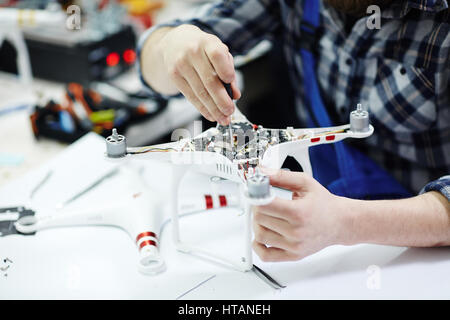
[138,0,450,201]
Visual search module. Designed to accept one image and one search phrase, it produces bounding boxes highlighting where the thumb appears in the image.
[259,167,312,192]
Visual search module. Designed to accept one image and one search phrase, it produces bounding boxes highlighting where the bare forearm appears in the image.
[340,192,450,247]
[140,27,178,95]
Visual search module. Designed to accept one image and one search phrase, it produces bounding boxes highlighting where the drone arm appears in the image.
[170,165,190,250]
[261,124,374,175]
[14,204,122,234]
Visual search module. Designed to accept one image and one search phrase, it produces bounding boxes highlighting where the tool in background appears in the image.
[252,264,286,290]
[175,274,217,300]
[30,82,167,143]
[29,170,53,200]
[57,167,119,209]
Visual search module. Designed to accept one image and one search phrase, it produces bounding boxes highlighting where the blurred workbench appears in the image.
[0,0,207,188]
[0,69,201,188]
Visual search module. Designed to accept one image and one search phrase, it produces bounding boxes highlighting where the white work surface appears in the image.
[1,133,449,300]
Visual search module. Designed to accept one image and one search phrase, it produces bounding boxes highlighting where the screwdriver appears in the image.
[222,82,234,156]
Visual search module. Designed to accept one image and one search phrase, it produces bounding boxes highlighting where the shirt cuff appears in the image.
[136,22,185,100]
[420,175,450,201]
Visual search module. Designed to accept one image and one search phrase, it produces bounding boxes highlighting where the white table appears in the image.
[1,133,449,299]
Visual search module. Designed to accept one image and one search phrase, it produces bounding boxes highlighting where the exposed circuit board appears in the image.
[127,118,347,176]
[188,121,294,172]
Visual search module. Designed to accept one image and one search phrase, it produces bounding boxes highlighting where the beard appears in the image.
[324,0,394,17]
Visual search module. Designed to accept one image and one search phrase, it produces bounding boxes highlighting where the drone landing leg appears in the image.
[170,165,190,252]
[243,201,254,271]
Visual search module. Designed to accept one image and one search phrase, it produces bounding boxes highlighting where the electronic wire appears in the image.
[128,146,178,154]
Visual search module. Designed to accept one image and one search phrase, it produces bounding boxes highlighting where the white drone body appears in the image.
[105,106,373,272]
[14,165,240,275]
[15,167,167,275]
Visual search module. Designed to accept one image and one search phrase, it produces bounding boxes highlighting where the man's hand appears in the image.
[253,168,450,263]
[252,168,348,262]
[142,24,241,125]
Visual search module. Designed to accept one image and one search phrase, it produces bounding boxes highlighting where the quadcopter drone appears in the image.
[102,103,373,273]
[12,102,371,278]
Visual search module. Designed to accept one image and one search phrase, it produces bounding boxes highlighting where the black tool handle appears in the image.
[222,81,233,99]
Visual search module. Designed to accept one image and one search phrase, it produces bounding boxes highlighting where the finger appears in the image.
[230,78,241,100]
[253,211,292,236]
[221,115,231,125]
[260,167,312,193]
[170,74,214,121]
[256,197,298,221]
[253,223,299,252]
[179,64,228,124]
[191,54,234,119]
[253,241,300,262]
[204,40,235,84]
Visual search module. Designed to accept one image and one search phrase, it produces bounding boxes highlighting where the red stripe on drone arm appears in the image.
[136,231,157,243]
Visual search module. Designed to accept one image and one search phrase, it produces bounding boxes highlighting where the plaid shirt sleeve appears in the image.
[137,0,282,98]
[420,176,450,200]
